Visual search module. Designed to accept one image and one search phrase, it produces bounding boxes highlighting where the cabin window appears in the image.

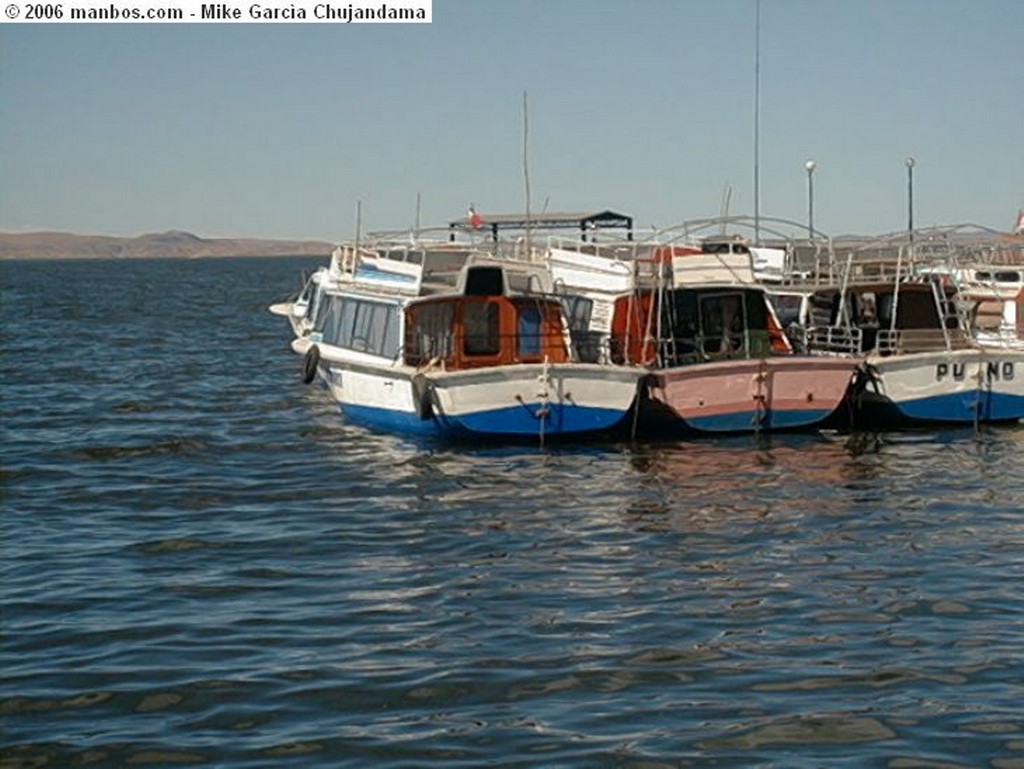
[464,266,505,297]
[320,296,400,357]
[334,299,359,347]
[295,277,317,320]
[308,284,327,325]
[842,292,877,327]
[351,303,375,351]
[561,295,601,363]
[463,301,501,356]
[698,292,746,354]
[506,273,545,294]
[561,295,592,331]
[407,302,454,364]
[857,293,878,325]
[974,300,1004,331]
[351,301,399,356]
[317,295,343,337]
[658,290,697,360]
[876,293,895,327]
[769,294,805,328]
[895,292,940,329]
[742,290,769,329]
[518,305,543,358]
[380,305,401,357]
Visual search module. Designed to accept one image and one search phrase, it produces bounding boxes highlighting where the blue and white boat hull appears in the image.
[292,339,437,435]
[424,363,641,439]
[856,348,1024,427]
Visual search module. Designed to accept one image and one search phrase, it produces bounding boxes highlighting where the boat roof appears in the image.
[323,243,562,307]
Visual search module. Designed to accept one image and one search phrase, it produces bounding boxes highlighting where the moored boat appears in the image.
[271,236,643,442]
[792,263,1024,428]
[545,234,859,435]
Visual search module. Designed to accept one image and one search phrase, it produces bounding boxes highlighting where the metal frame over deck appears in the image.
[448,209,633,242]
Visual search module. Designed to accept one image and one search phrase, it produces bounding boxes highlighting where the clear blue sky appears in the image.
[2,0,1021,241]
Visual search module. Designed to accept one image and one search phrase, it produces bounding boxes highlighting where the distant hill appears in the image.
[0,230,334,260]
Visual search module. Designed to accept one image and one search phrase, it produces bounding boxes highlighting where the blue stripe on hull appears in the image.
[681,407,837,434]
[437,404,629,438]
[339,403,441,436]
[864,390,1024,425]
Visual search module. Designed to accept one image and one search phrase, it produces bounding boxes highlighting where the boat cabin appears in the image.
[608,286,790,367]
[403,263,572,370]
[404,294,570,369]
[809,281,969,355]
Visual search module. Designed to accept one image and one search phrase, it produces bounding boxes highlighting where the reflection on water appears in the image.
[3,258,1024,768]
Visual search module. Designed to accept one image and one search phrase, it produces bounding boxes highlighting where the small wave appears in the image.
[124,749,207,765]
[0,691,112,715]
[264,742,324,758]
[72,438,210,460]
[134,538,226,554]
[700,714,897,749]
[111,400,158,414]
[751,668,969,692]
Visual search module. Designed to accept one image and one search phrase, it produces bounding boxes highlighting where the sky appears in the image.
[1,0,1022,242]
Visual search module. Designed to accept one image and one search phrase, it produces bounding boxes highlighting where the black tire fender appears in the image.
[301,344,321,384]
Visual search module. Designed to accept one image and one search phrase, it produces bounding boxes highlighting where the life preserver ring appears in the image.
[301,344,320,384]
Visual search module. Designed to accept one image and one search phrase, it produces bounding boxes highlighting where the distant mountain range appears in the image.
[0,230,334,260]
[3,225,1019,261]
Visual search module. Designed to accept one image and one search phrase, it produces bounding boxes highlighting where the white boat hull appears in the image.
[858,348,1024,425]
[424,363,641,438]
[292,340,436,435]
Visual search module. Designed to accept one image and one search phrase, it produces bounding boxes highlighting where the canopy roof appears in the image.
[449,209,633,241]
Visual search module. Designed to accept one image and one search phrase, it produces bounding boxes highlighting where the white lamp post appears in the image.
[804,159,817,237]
[905,156,915,245]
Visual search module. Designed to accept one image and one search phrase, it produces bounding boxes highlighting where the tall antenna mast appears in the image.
[753,0,761,244]
[523,90,532,254]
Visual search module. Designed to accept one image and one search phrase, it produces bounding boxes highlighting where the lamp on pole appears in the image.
[804,159,817,237]
[905,156,915,245]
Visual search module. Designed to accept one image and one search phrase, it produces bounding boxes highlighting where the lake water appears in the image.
[3,256,1024,768]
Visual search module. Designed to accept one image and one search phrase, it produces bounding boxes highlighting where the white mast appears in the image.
[753,0,761,244]
[523,90,532,255]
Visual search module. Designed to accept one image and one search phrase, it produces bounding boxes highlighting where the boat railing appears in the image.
[873,327,974,355]
[791,325,862,356]
[545,234,655,260]
[647,328,787,367]
[973,328,1024,350]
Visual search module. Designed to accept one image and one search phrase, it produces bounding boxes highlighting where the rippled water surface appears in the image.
[3,256,1024,768]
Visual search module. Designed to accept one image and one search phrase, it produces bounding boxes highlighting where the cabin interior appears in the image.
[823,285,965,354]
[404,266,570,370]
[608,287,789,367]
